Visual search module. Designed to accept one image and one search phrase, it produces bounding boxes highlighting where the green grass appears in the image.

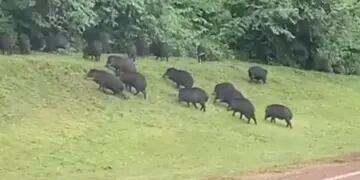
[1,53,360,180]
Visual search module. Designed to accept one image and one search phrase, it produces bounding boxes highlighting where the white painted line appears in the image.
[323,171,360,180]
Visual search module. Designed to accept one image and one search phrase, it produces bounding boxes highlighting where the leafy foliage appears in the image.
[0,0,360,74]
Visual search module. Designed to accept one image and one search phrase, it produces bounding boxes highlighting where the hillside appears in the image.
[1,54,360,180]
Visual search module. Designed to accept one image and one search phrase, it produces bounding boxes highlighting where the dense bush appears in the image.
[0,0,359,75]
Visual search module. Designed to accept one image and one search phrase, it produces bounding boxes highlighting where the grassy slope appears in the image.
[0,53,360,180]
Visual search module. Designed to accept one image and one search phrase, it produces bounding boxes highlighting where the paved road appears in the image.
[209,157,360,180]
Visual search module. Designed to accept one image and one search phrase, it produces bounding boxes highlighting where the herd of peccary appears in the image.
[0,31,293,129]
[164,65,293,128]
[212,65,293,128]
[86,55,147,100]
[0,31,71,55]
[84,51,293,129]
[0,30,175,62]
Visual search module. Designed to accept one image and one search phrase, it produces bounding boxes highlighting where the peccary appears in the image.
[248,66,268,84]
[229,98,257,125]
[178,87,209,112]
[83,28,112,53]
[224,89,245,109]
[105,55,136,73]
[332,64,346,75]
[30,31,46,51]
[117,71,147,99]
[44,32,56,52]
[0,33,16,55]
[150,40,170,61]
[265,104,293,128]
[44,31,68,51]
[213,82,244,108]
[135,37,149,56]
[162,68,194,88]
[127,43,137,62]
[85,69,127,99]
[18,34,31,54]
[213,82,235,102]
[83,40,103,61]
[197,44,207,63]
[54,32,69,49]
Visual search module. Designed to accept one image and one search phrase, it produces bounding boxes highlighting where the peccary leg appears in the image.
[253,117,257,125]
[142,91,147,99]
[186,102,190,107]
[271,117,276,123]
[176,83,180,89]
[226,104,232,111]
[264,115,269,121]
[286,120,292,129]
[247,117,251,124]
[192,102,198,109]
[249,77,253,83]
[239,113,243,120]
[232,111,236,116]
[96,83,107,93]
[126,85,132,92]
[134,89,140,95]
[200,103,206,112]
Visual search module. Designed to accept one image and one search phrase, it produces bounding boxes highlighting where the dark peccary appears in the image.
[0,33,16,55]
[162,68,194,89]
[85,69,127,99]
[332,63,346,75]
[213,82,244,108]
[83,40,103,61]
[83,27,99,43]
[248,66,268,84]
[265,104,293,128]
[135,37,149,56]
[18,33,31,54]
[117,71,147,99]
[223,89,245,110]
[197,44,207,63]
[105,55,136,73]
[44,32,56,52]
[44,32,68,51]
[178,87,209,112]
[213,82,235,97]
[83,28,112,53]
[54,32,69,49]
[229,98,257,125]
[30,31,46,51]
[150,40,170,61]
[127,43,137,62]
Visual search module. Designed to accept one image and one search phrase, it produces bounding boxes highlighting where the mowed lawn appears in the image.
[0,53,360,180]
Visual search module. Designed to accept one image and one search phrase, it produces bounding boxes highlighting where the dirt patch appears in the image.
[206,153,360,180]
